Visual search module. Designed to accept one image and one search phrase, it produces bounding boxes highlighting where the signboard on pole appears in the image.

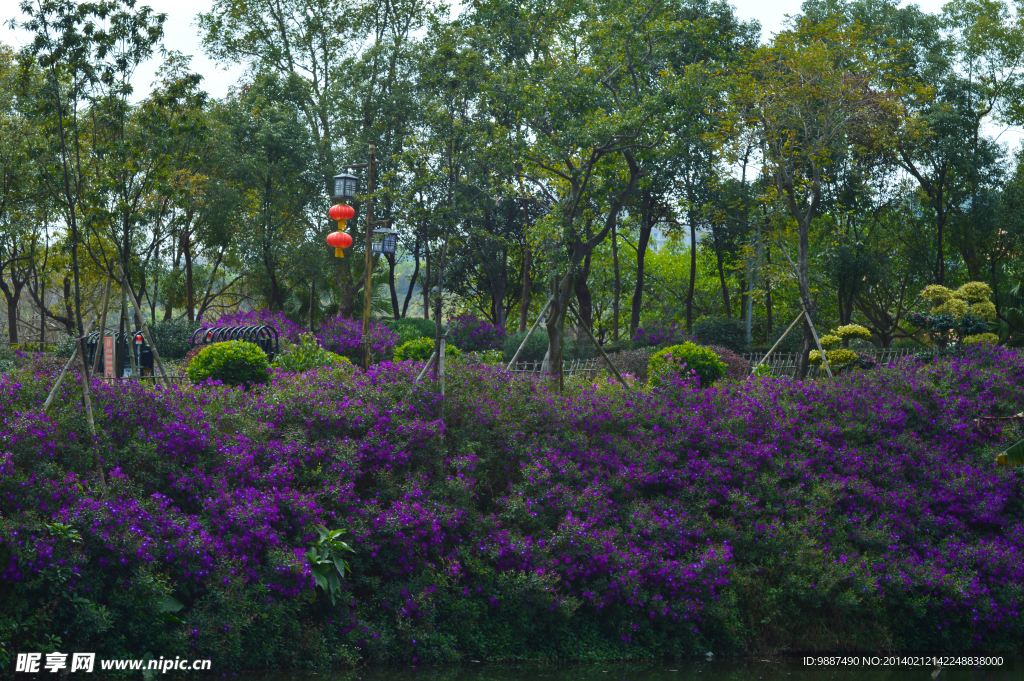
[103,336,115,379]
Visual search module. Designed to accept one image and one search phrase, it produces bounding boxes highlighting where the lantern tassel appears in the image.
[335,247,344,258]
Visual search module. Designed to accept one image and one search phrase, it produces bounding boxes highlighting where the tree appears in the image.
[17,0,165,341]
[731,17,902,377]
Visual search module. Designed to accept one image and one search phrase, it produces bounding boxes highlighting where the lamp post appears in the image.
[330,144,395,370]
[360,144,376,371]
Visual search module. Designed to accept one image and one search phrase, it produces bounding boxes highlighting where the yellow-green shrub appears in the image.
[186,341,269,386]
[271,333,350,373]
[648,342,726,389]
[394,337,461,362]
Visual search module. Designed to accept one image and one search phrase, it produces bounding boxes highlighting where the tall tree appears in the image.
[732,17,902,377]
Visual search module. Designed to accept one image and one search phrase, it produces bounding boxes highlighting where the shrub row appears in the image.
[2,346,1023,670]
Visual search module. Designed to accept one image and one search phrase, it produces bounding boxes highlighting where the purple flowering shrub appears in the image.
[213,309,309,346]
[317,315,398,361]
[446,314,505,352]
[632,320,692,348]
[2,346,1024,667]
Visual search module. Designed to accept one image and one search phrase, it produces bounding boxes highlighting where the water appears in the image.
[226,656,1024,681]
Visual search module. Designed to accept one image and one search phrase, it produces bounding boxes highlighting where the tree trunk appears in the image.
[5,295,18,344]
[573,253,594,331]
[630,215,653,337]
[542,272,574,380]
[686,212,698,333]
[423,239,430,321]
[519,245,531,332]
[336,255,357,319]
[714,234,732,318]
[402,235,420,318]
[386,252,400,319]
[765,243,772,342]
[492,247,508,329]
[612,222,620,342]
[309,277,317,331]
[182,226,195,323]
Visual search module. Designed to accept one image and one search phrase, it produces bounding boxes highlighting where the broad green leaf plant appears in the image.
[305,526,355,605]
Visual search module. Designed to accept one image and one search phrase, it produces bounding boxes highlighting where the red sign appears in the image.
[103,336,115,378]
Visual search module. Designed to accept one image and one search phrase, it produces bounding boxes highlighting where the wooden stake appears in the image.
[754,310,804,369]
[799,301,834,379]
[44,346,79,413]
[506,296,554,370]
[439,337,446,399]
[415,350,438,383]
[118,264,172,388]
[568,304,630,390]
[44,321,94,412]
[74,334,107,495]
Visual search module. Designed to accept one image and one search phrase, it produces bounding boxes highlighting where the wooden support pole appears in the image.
[439,336,446,399]
[415,350,438,384]
[568,303,630,390]
[44,346,79,413]
[43,321,94,412]
[799,301,834,379]
[75,333,107,495]
[362,144,376,371]
[755,310,804,369]
[118,264,172,388]
[506,296,554,370]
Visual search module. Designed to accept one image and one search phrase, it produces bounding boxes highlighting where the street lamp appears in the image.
[333,173,358,201]
[371,228,398,256]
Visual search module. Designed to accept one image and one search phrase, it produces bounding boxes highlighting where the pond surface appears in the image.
[229,655,1023,681]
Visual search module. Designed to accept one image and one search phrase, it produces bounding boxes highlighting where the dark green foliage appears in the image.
[384,317,438,346]
[693,316,748,352]
[306,527,354,605]
[502,329,550,363]
[148,317,203,359]
[185,340,268,385]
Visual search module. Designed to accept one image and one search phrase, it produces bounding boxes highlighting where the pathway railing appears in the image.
[740,347,918,378]
[508,358,603,378]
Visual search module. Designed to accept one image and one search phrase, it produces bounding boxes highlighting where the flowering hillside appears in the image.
[1,347,1023,669]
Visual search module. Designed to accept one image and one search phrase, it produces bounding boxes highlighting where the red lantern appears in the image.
[329,204,355,221]
[327,230,353,258]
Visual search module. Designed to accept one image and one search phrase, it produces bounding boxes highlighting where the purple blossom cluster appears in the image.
[1,345,1024,665]
[445,314,505,352]
[317,315,398,358]
[214,309,310,345]
[633,320,692,348]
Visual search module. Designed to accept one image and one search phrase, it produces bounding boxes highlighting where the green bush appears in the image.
[394,337,461,362]
[148,317,203,359]
[384,317,438,346]
[693,316,748,352]
[502,329,550,363]
[55,333,76,358]
[648,341,726,389]
[0,344,16,372]
[271,333,350,373]
[186,340,269,386]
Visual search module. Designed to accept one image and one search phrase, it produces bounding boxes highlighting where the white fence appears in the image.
[508,358,603,378]
[740,348,918,378]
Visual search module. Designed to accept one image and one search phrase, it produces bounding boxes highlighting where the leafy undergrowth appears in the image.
[1,346,1023,670]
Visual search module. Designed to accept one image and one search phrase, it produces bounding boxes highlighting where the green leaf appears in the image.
[995,438,1024,466]
[157,597,184,613]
